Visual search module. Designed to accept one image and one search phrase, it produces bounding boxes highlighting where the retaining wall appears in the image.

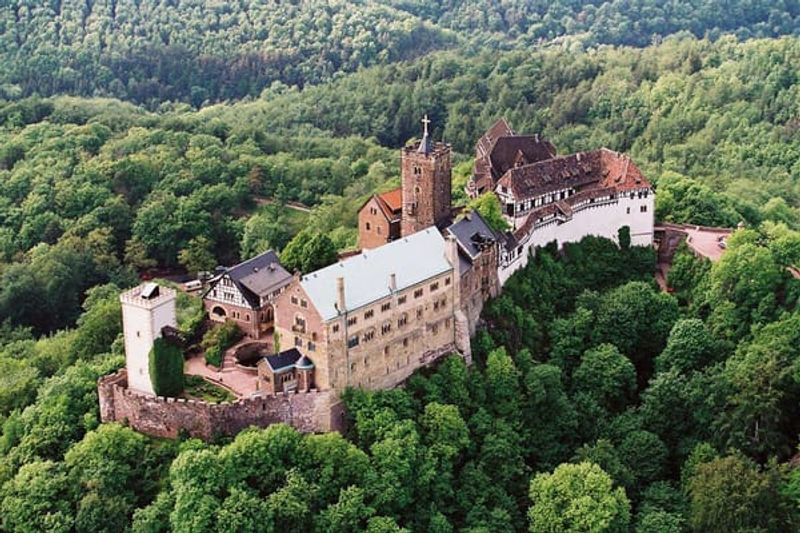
[98,370,343,440]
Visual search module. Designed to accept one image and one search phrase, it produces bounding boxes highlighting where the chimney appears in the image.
[336,277,346,312]
[389,273,397,292]
[445,234,459,268]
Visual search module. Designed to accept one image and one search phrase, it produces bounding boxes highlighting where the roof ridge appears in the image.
[228,249,278,273]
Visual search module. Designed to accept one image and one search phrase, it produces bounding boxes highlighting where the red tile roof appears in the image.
[497,148,650,201]
[378,188,403,213]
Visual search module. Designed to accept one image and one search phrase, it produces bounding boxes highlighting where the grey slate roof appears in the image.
[301,228,453,321]
[446,211,498,260]
[264,348,302,372]
[208,250,292,308]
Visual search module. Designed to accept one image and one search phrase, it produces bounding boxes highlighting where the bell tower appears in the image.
[401,115,452,236]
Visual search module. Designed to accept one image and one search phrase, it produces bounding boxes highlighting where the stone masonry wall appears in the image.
[98,370,343,440]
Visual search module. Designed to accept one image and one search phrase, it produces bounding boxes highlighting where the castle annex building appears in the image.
[203,250,292,339]
[465,119,654,284]
[99,116,653,440]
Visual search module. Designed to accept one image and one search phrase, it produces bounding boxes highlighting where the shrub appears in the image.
[202,321,242,367]
[148,337,184,397]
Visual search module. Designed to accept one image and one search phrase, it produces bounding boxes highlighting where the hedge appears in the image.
[148,337,184,397]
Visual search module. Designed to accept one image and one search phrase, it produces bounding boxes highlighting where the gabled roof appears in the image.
[264,348,302,372]
[359,187,403,223]
[300,228,453,321]
[207,250,292,308]
[471,118,557,192]
[378,188,403,213]
[489,136,557,180]
[497,148,650,201]
[476,118,515,158]
[446,210,498,260]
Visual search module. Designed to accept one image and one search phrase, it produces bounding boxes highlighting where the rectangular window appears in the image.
[347,336,359,348]
[430,282,439,292]
[365,310,374,320]
[308,341,316,351]
[332,324,339,333]
[640,205,647,213]
[398,296,407,305]
[294,336,302,347]
[347,316,357,327]
[381,302,391,312]
[290,296,298,305]
[300,299,308,308]
[445,277,451,286]
[381,322,392,335]
[414,288,423,299]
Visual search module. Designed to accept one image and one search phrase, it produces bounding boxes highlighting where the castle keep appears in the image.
[99,116,653,439]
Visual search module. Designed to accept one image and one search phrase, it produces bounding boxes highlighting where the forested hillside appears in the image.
[0,0,452,105]
[385,0,800,44]
[2,35,800,334]
[207,35,800,227]
[2,0,800,105]
[3,8,800,531]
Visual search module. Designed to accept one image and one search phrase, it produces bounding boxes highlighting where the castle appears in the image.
[98,117,654,439]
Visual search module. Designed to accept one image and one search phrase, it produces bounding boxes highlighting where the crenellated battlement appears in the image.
[98,369,342,440]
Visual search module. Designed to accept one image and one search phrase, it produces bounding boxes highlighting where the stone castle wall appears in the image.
[98,370,343,440]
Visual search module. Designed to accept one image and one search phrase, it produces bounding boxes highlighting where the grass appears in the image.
[184,375,236,403]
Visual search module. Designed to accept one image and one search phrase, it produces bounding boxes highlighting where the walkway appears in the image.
[654,223,733,291]
[184,350,260,398]
[682,226,731,262]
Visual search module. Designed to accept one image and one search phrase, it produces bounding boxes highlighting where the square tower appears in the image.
[401,115,452,236]
[120,283,177,395]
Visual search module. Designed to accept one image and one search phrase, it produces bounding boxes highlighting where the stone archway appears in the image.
[211,305,227,320]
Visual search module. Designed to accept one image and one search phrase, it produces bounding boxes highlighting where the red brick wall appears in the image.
[401,142,452,236]
[98,370,343,440]
[204,300,273,339]
[358,197,393,250]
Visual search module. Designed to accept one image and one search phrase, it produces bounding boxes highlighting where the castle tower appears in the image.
[401,115,452,236]
[120,283,177,395]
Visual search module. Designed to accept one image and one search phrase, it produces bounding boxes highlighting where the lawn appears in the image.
[184,375,236,403]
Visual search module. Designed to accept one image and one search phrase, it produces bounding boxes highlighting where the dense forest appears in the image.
[2,1,800,105]
[3,4,800,531]
[0,0,452,105]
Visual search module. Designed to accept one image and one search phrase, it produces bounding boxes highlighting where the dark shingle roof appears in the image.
[264,348,302,372]
[205,250,292,309]
[208,250,292,308]
[489,136,557,180]
[470,118,557,193]
[446,211,498,260]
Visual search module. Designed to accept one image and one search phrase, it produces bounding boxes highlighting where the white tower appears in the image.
[120,283,177,395]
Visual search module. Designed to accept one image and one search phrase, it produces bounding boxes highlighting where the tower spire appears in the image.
[418,114,432,154]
